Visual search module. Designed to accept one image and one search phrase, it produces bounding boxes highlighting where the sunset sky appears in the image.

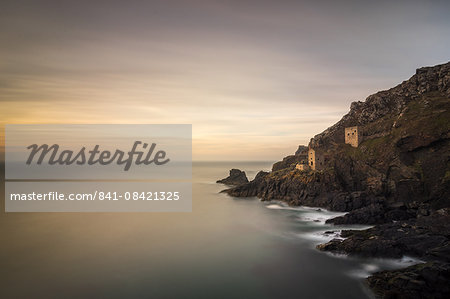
[1,0,449,161]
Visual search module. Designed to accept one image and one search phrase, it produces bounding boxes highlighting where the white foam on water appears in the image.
[301,213,333,224]
[336,224,373,231]
[265,202,347,224]
[299,209,346,224]
[300,230,345,245]
[262,202,424,282]
[265,204,293,210]
[265,203,311,212]
[375,256,424,269]
[347,256,425,278]
[348,265,379,278]
[323,251,350,259]
[264,201,373,246]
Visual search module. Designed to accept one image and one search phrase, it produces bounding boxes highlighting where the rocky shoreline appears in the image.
[217,62,450,298]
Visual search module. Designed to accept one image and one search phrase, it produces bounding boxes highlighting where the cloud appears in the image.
[1,0,449,160]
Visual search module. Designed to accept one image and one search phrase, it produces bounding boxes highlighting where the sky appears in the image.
[1,0,449,161]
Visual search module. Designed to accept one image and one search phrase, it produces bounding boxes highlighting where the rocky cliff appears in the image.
[309,62,450,148]
[221,61,450,298]
[225,61,450,218]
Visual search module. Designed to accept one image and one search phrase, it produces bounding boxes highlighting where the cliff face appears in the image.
[226,62,450,217]
[310,62,450,148]
[221,62,450,298]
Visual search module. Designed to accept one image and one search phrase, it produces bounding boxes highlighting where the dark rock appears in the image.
[319,210,450,261]
[271,155,306,172]
[326,203,385,225]
[295,145,308,155]
[326,202,414,225]
[316,239,342,251]
[253,170,269,181]
[223,169,355,211]
[367,262,450,299]
[216,169,249,186]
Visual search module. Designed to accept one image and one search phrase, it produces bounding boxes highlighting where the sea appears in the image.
[0,161,422,298]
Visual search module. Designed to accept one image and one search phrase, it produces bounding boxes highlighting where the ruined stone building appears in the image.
[345,126,361,147]
[308,148,325,171]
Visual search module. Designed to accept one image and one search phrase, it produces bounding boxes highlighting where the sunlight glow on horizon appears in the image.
[1,0,449,161]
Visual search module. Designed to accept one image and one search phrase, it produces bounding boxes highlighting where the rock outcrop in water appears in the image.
[219,62,450,298]
[216,169,249,186]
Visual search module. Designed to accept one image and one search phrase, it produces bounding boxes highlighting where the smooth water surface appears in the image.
[1,162,416,298]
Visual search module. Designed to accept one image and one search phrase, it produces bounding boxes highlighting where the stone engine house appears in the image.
[298,126,361,172]
[308,148,325,171]
[345,126,361,147]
